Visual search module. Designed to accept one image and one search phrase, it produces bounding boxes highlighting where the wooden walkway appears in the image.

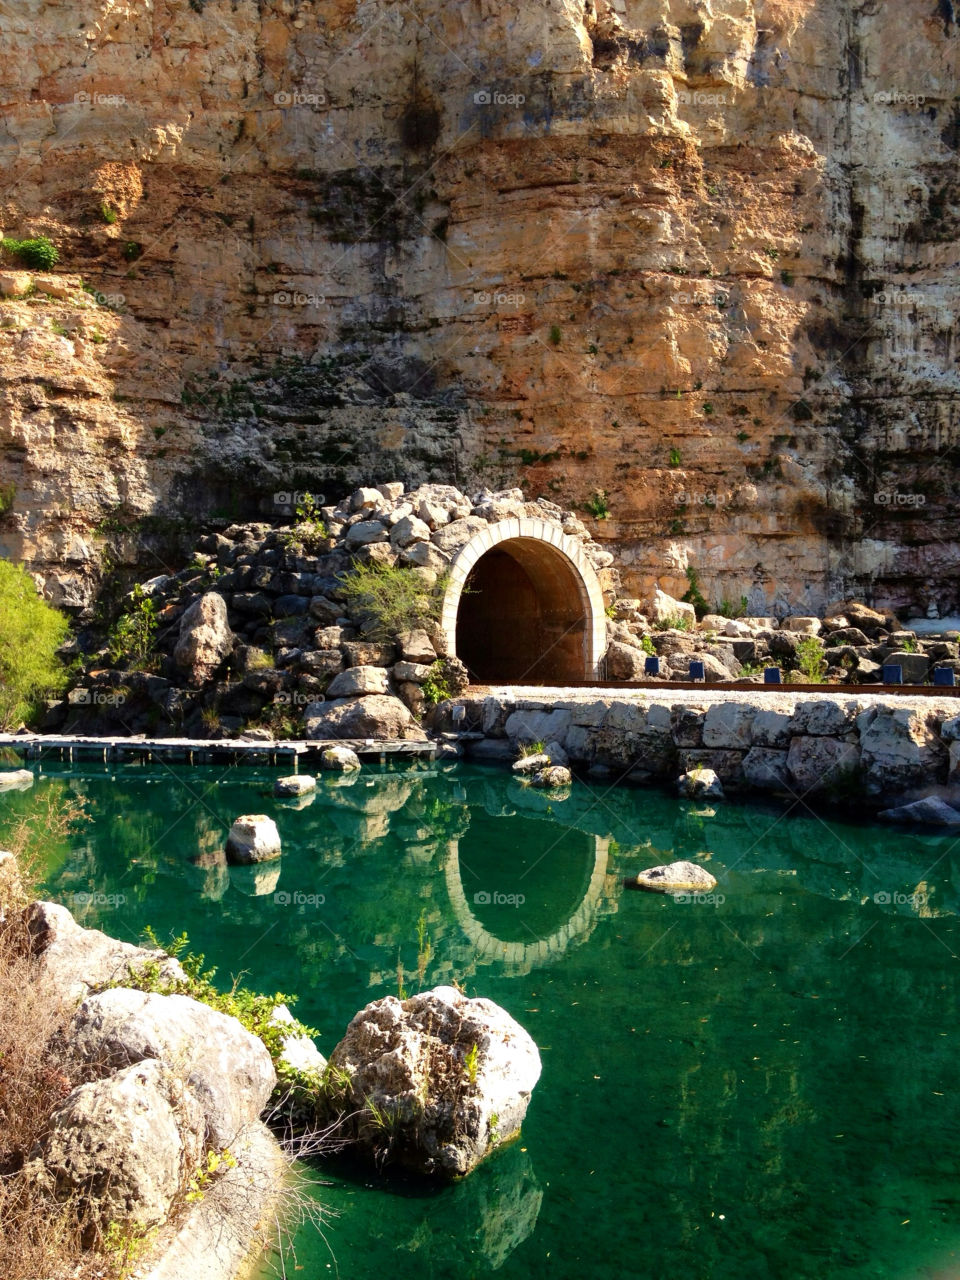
[0,734,437,770]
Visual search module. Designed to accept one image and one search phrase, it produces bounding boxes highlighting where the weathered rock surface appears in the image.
[320,745,362,771]
[879,797,960,826]
[226,814,282,864]
[37,1059,205,1231]
[326,665,391,698]
[677,767,724,799]
[626,862,718,893]
[26,900,187,1005]
[273,775,316,797]
[71,987,277,1147]
[304,694,422,741]
[529,766,572,789]
[174,594,235,688]
[0,850,23,918]
[0,768,34,790]
[328,986,541,1178]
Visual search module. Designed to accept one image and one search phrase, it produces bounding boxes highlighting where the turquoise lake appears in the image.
[6,759,960,1279]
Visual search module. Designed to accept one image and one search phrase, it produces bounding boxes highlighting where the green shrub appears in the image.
[548,324,562,346]
[655,614,692,632]
[284,492,327,553]
[421,661,452,706]
[0,483,14,517]
[0,560,70,729]
[584,490,609,520]
[717,596,748,619]
[681,566,708,618]
[795,635,828,682]
[99,203,118,225]
[1,237,59,271]
[338,562,447,641]
[107,585,158,666]
[668,447,682,467]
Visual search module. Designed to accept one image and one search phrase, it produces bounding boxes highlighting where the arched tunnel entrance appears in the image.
[440,518,606,683]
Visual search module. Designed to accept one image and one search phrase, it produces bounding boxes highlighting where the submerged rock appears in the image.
[328,985,541,1178]
[36,1059,205,1231]
[625,861,718,893]
[878,796,960,826]
[226,814,282,863]
[0,768,33,790]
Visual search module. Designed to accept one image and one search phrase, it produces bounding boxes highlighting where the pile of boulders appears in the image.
[603,592,958,687]
[47,481,614,740]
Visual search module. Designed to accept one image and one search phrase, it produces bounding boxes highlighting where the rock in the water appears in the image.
[326,665,390,698]
[25,900,187,1004]
[512,753,551,775]
[273,775,316,797]
[303,694,422,741]
[328,985,541,1177]
[0,768,33,790]
[320,745,361,771]
[37,1059,205,1231]
[529,765,572,789]
[173,592,235,687]
[226,814,282,863]
[70,987,277,1148]
[626,860,718,893]
[677,767,724,799]
[878,796,960,825]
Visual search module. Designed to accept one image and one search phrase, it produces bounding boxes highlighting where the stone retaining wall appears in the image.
[440,687,960,809]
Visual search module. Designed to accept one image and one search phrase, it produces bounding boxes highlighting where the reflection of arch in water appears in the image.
[444,834,615,976]
[440,518,607,681]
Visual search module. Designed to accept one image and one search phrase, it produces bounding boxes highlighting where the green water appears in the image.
[9,760,960,1279]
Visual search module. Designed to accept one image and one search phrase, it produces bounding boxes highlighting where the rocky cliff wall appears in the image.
[0,0,957,616]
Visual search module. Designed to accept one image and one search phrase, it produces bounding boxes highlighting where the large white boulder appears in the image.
[0,768,33,790]
[226,814,282,863]
[70,987,277,1147]
[25,901,187,1005]
[328,986,541,1178]
[326,665,390,698]
[304,694,423,741]
[37,1059,205,1231]
[650,588,696,628]
[626,860,718,893]
[174,593,235,687]
[677,767,724,799]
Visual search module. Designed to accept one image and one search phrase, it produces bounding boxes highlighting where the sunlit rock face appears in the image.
[0,0,957,616]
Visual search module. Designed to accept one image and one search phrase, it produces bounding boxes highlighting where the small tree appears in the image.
[0,560,70,729]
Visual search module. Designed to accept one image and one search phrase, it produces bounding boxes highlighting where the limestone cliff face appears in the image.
[0,0,957,616]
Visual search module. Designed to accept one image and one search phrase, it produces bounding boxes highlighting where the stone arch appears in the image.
[440,518,607,682]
